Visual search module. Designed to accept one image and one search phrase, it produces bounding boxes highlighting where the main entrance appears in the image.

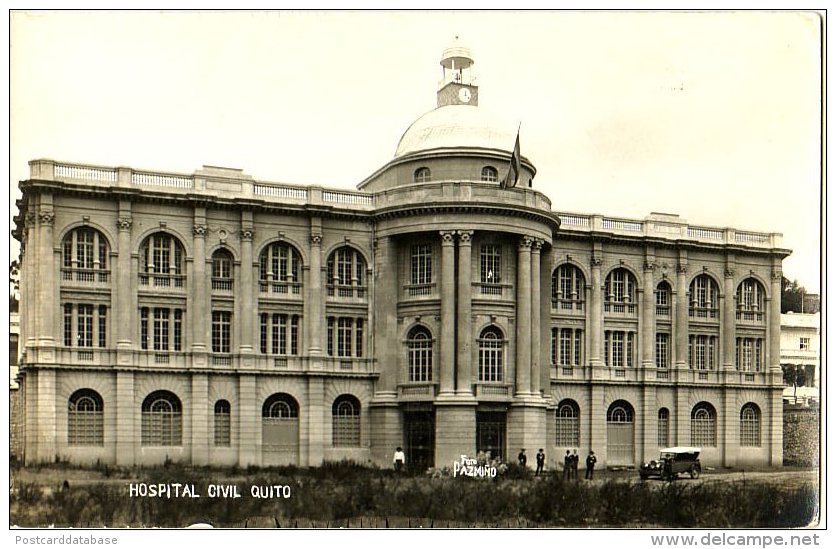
[606,400,635,466]
[476,411,506,461]
[403,410,435,470]
[262,393,300,466]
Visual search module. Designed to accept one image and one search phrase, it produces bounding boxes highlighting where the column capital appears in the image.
[38,211,55,226]
[518,235,534,250]
[117,217,133,232]
[456,230,473,245]
[724,268,736,279]
[771,269,783,281]
[240,229,254,242]
[193,224,207,237]
[590,256,603,268]
[310,233,323,246]
[676,263,688,275]
[439,230,456,245]
[530,238,543,252]
[643,260,655,272]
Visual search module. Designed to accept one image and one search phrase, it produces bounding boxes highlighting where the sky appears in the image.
[7,10,823,291]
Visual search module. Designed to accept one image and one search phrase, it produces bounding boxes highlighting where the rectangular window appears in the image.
[559,328,572,366]
[411,244,432,285]
[574,330,583,366]
[338,317,352,357]
[290,315,299,355]
[612,331,624,367]
[98,305,107,348]
[64,304,73,346]
[153,308,169,351]
[480,244,501,284]
[355,318,364,357]
[800,337,810,350]
[626,332,633,367]
[173,309,182,351]
[277,314,288,354]
[755,339,762,371]
[212,311,231,354]
[140,308,149,350]
[260,313,268,353]
[656,333,669,368]
[214,406,231,447]
[77,230,94,270]
[327,317,335,356]
[77,304,94,348]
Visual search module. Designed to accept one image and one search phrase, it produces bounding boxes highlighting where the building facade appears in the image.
[780,312,820,405]
[13,43,790,470]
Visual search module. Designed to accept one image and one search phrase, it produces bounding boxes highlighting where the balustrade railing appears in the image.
[139,273,186,289]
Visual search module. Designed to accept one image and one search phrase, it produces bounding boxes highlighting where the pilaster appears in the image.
[642,260,656,368]
[439,230,456,395]
[191,374,209,465]
[307,230,324,356]
[723,266,736,371]
[675,260,689,369]
[515,236,532,395]
[529,238,542,395]
[238,215,254,354]
[456,230,473,395]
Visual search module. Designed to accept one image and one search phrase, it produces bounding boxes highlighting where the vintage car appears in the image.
[639,447,702,480]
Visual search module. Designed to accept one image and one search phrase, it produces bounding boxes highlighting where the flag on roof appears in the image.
[501,129,521,189]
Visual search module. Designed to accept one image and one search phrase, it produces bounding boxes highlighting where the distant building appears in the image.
[11,308,21,459]
[780,312,820,404]
[13,40,790,469]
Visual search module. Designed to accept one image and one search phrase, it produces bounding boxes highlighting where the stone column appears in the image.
[642,261,655,368]
[675,263,689,368]
[439,231,456,395]
[456,230,473,394]
[191,374,209,465]
[192,216,208,352]
[307,233,324,355]
[37,208,56,345]
[373,235,398,394]
[589,257,603,366]
[115,209,133,349]
[239,220,254,353]
[723,268,736,371]
[769,268,783,372]
[115,370,135,466]
[515,236,532,395]
[530,239,542,395]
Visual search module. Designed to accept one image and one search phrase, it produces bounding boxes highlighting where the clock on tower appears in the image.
[436,37,479,107]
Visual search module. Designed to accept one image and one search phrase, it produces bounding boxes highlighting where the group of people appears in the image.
[564,449,597,479]
[394,445,597,479]
[515,448,548,476]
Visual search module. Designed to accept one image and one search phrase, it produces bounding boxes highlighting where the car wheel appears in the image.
[689,467,700,479]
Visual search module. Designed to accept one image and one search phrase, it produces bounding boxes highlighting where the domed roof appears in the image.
[394,104,516,158]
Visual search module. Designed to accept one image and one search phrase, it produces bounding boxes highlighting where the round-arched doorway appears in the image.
[606,400,635,465]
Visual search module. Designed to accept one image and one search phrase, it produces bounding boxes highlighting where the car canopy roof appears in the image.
[661,446,701,454]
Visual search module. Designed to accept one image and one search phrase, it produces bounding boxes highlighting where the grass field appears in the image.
[9,460,819,528]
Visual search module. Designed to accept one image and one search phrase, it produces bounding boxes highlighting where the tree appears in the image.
[781,277,807,313]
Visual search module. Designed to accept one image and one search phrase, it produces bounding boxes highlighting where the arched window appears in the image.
[259,242,302,295]
[555,399,580,447]
[414,167,431,183]
[68,389,103,446]
[690,402,717,447]
[407,326,433,382]
[607,401,634,423]
[214,400,231,447]
[262,393,299,419]
[736,278,766,322]
[332,395,361,447]
[604,268,637,314]
[326,246,366,298]
[655,281,671,316]
[689,274,719,319]
[657,408,670,447]
[480,166,498,182]
[62,228,110,283]
[478,326,505,382]
[139,232,185,288]
[552,264,585,311]
[211,249,234,292]
[141,390,182,446]
[740,403,761,447]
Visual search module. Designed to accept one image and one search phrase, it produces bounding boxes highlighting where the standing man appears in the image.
[517,448,527,468]
[563,450,572,480]
[393,446,405,473]
[585,450,597,480]
[535,449,546,476]
[572,449,579,479]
